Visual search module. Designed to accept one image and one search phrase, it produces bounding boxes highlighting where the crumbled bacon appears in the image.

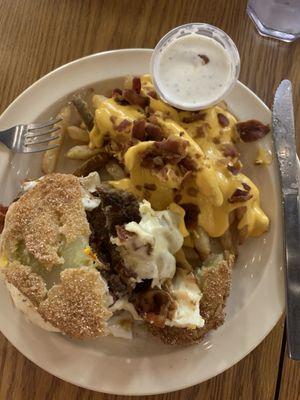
[236,120,270,142]
[148,90,158,99]
[179,155,198,172]
[112,88,122,96]
[132,119,147,140]
[140,137,189,169]
[182,112,206,123]
[144,183,157,191]
[181,203,200,229]
[198,54,210,64]
[222,143,239,158]
[123,89,150,108]
[132,76,141,94]
[228,189,252,203]
[217,113,230,127]
[145,123,164,141]
[116,119,131,132]
[116,225,135,242]
[227,163,240,175]
[242,182,251,191]
[112,88,128,105]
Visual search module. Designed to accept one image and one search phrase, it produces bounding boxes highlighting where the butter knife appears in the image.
[273,79,300,360]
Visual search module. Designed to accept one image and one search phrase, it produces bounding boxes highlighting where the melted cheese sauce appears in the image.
[90,75,269,239]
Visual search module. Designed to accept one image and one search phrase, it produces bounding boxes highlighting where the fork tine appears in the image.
[24,143,60,153]
[26,125,60,138]
[25,134,59,146]
[28,117,63,130]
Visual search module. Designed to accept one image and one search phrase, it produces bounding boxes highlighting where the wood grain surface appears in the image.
[0,0,299,399]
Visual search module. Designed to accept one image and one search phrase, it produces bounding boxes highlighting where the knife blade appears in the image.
[273,79,300,360]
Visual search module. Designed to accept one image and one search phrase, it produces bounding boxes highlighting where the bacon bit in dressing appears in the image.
[228,188,252,203]
[181,203,200,229]
[198,54,210,64]
[236,120,270,142]
[217,113,230,127]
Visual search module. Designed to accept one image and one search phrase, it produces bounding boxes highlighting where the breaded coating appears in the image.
[5,261,47,306]
[39,267,112,339]
[1,174,90,270]
[148,256,233,345]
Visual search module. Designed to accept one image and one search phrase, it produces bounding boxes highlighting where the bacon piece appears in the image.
[116,225,135,242]
[181,203,200,229]
[236,120,270,142]
[222,143,239,158]
[227,163,240,175]
[242,182,251,191]
[132,77,141,94]
[228,189,252,203]
[144,183,157,191]
[112,88,128,105]
[140,137,189,169]
[148,90,158,99]
[217,113,230,127]
[179,156,198,172]
[123,89,150,108]
[115,119,131,132]
[182,112,206,123]
[132,119,146,140]
[145,123,164,141]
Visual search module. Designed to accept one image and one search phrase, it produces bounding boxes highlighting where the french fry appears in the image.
[41,105,71,174]
[92,94,108,109]
[105,160,125,180]
[67,126,89,143]
[67,145,101,160]
[192,226,211,261]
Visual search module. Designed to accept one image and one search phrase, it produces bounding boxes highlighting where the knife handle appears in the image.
[284,192,300,360]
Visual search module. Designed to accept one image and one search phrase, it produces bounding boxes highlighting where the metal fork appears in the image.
[0,117,63,153]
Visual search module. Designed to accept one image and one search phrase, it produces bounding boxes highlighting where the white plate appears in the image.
[0,49,284,395]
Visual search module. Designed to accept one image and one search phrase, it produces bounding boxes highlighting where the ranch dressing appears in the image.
[151,24,240,110]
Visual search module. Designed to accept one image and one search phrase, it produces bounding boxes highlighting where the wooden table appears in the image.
[0,0,299,399]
